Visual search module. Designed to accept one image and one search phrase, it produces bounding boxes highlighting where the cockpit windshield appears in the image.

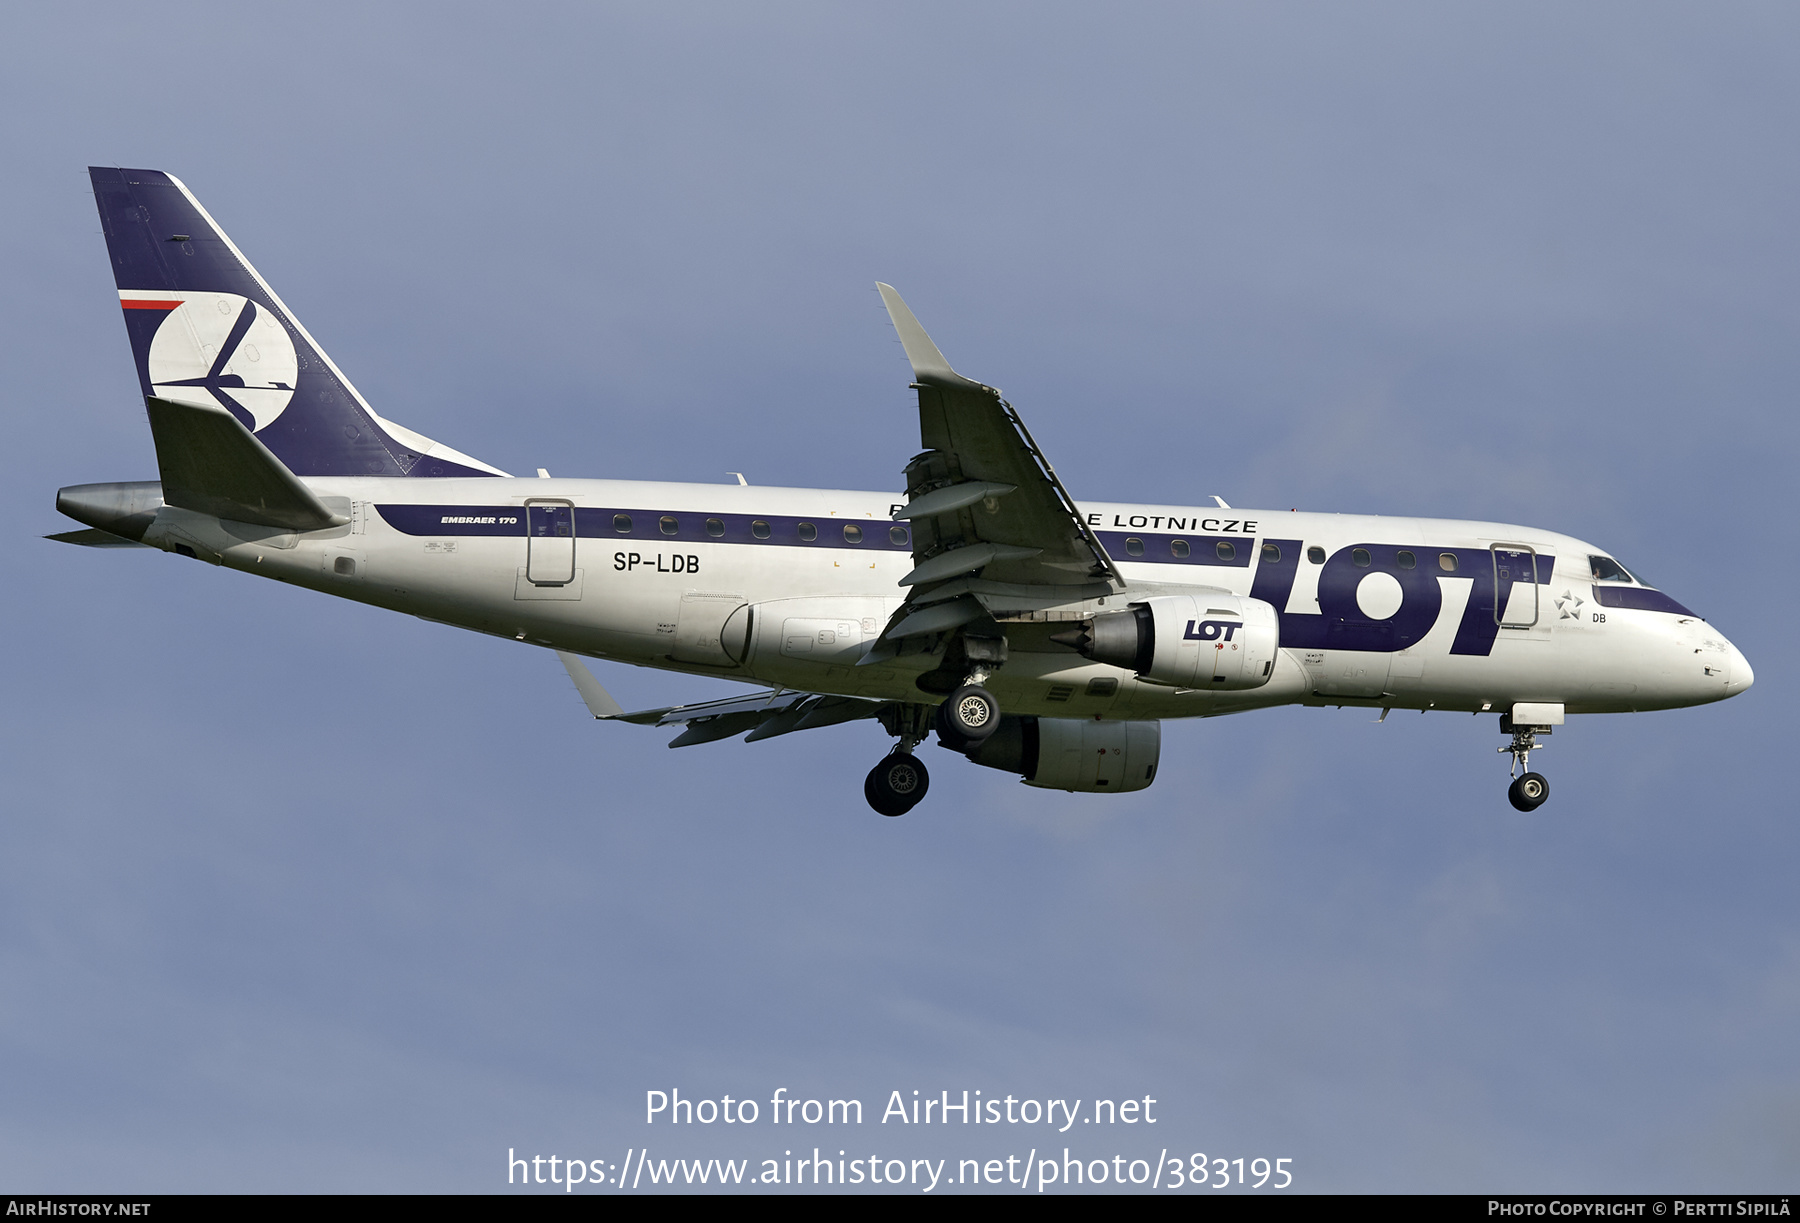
[1589,555,1650,587]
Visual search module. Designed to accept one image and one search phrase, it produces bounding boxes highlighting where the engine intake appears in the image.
[1054,594,1279,690]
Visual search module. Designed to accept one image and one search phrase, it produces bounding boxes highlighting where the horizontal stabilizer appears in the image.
[147,397,347,531]
[44,528,151,549]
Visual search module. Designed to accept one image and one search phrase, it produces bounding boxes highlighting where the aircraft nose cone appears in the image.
[1728,643,1754,694]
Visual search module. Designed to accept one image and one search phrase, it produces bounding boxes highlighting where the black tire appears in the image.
[937,685,999,746]
[935,724,972,752]
[1508,772,1550,811]
[866,753,930,816]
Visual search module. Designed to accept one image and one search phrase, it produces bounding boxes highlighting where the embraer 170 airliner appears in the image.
[54,167,1754,815]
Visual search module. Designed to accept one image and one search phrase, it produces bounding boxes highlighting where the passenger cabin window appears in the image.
[751,520,771,539]
[1439,553,1458,572]
[1307,546,1325,564]
[1261,544,1280,563]
[843,524,863,543]
[1171,539,1190,558]
[659,516,679,536]
[705,518,724,537]
[1125,537,1144,556]
[798,522,818,542]
[1352,548,1371,567]
[613,514,632,533]
[888,525,908,546]
[1397,550,1415,569]
[1216,541,1236,560]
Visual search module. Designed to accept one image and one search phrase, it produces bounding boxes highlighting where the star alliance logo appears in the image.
[1555,589,1585,620]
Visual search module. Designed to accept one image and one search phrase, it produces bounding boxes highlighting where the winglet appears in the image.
[876,283,972,386]
[556,651,626,719]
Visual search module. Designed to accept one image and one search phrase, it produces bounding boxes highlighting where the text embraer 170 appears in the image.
[54,167,1754,815]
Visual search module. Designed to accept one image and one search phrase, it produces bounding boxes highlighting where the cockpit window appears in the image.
[1589,555,1647,585]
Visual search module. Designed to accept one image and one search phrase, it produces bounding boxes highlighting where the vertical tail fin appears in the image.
[89,167,506,479]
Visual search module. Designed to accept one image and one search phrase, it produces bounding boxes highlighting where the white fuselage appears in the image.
[137,475,1753,722]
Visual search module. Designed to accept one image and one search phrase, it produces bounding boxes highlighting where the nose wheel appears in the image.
[1508,772,1550,811]
[1500,716,1551,811]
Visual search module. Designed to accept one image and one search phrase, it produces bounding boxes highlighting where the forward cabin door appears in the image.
[1491,545,1540,628]
[526,500,576,586]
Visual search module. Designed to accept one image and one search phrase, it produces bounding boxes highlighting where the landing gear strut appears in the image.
[868,703,935,817]
[870,634,1007,815]
[1500,715,1551,811]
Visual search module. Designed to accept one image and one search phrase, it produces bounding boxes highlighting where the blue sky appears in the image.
[2,2,1794,1192]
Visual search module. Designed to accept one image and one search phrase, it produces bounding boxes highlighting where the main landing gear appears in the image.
[866,685,1003,816]
[1500,715,1551,811]
[935,684,999,751]
[867,702,934,817]
[865,752,929,817]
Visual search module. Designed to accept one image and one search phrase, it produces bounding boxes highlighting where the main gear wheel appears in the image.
[865,752,930,817]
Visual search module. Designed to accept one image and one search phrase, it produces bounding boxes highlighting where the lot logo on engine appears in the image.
[1184,619,1241,642]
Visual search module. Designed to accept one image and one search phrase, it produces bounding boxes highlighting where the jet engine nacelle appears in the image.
[954,716,1161,793]
[1063,594,1280,690]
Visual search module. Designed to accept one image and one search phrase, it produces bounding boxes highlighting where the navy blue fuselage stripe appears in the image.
[90,167,494,480]
[1594,586,1696,617]
[375,504,912,549]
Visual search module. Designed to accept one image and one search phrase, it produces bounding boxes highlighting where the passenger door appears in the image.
[525,500,576,586]
[1491,546,1540,628]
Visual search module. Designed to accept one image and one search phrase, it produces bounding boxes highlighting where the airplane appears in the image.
[52,167,1755,816]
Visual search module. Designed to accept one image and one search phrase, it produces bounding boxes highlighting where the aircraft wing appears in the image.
[556,652,890,747]
[877,284,1123,597]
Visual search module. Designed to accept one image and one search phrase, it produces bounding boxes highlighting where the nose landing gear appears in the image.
[1500,715,1551,811]
[1508,771,1550,811]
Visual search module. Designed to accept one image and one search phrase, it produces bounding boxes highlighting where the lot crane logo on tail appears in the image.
[128,291,300,433]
